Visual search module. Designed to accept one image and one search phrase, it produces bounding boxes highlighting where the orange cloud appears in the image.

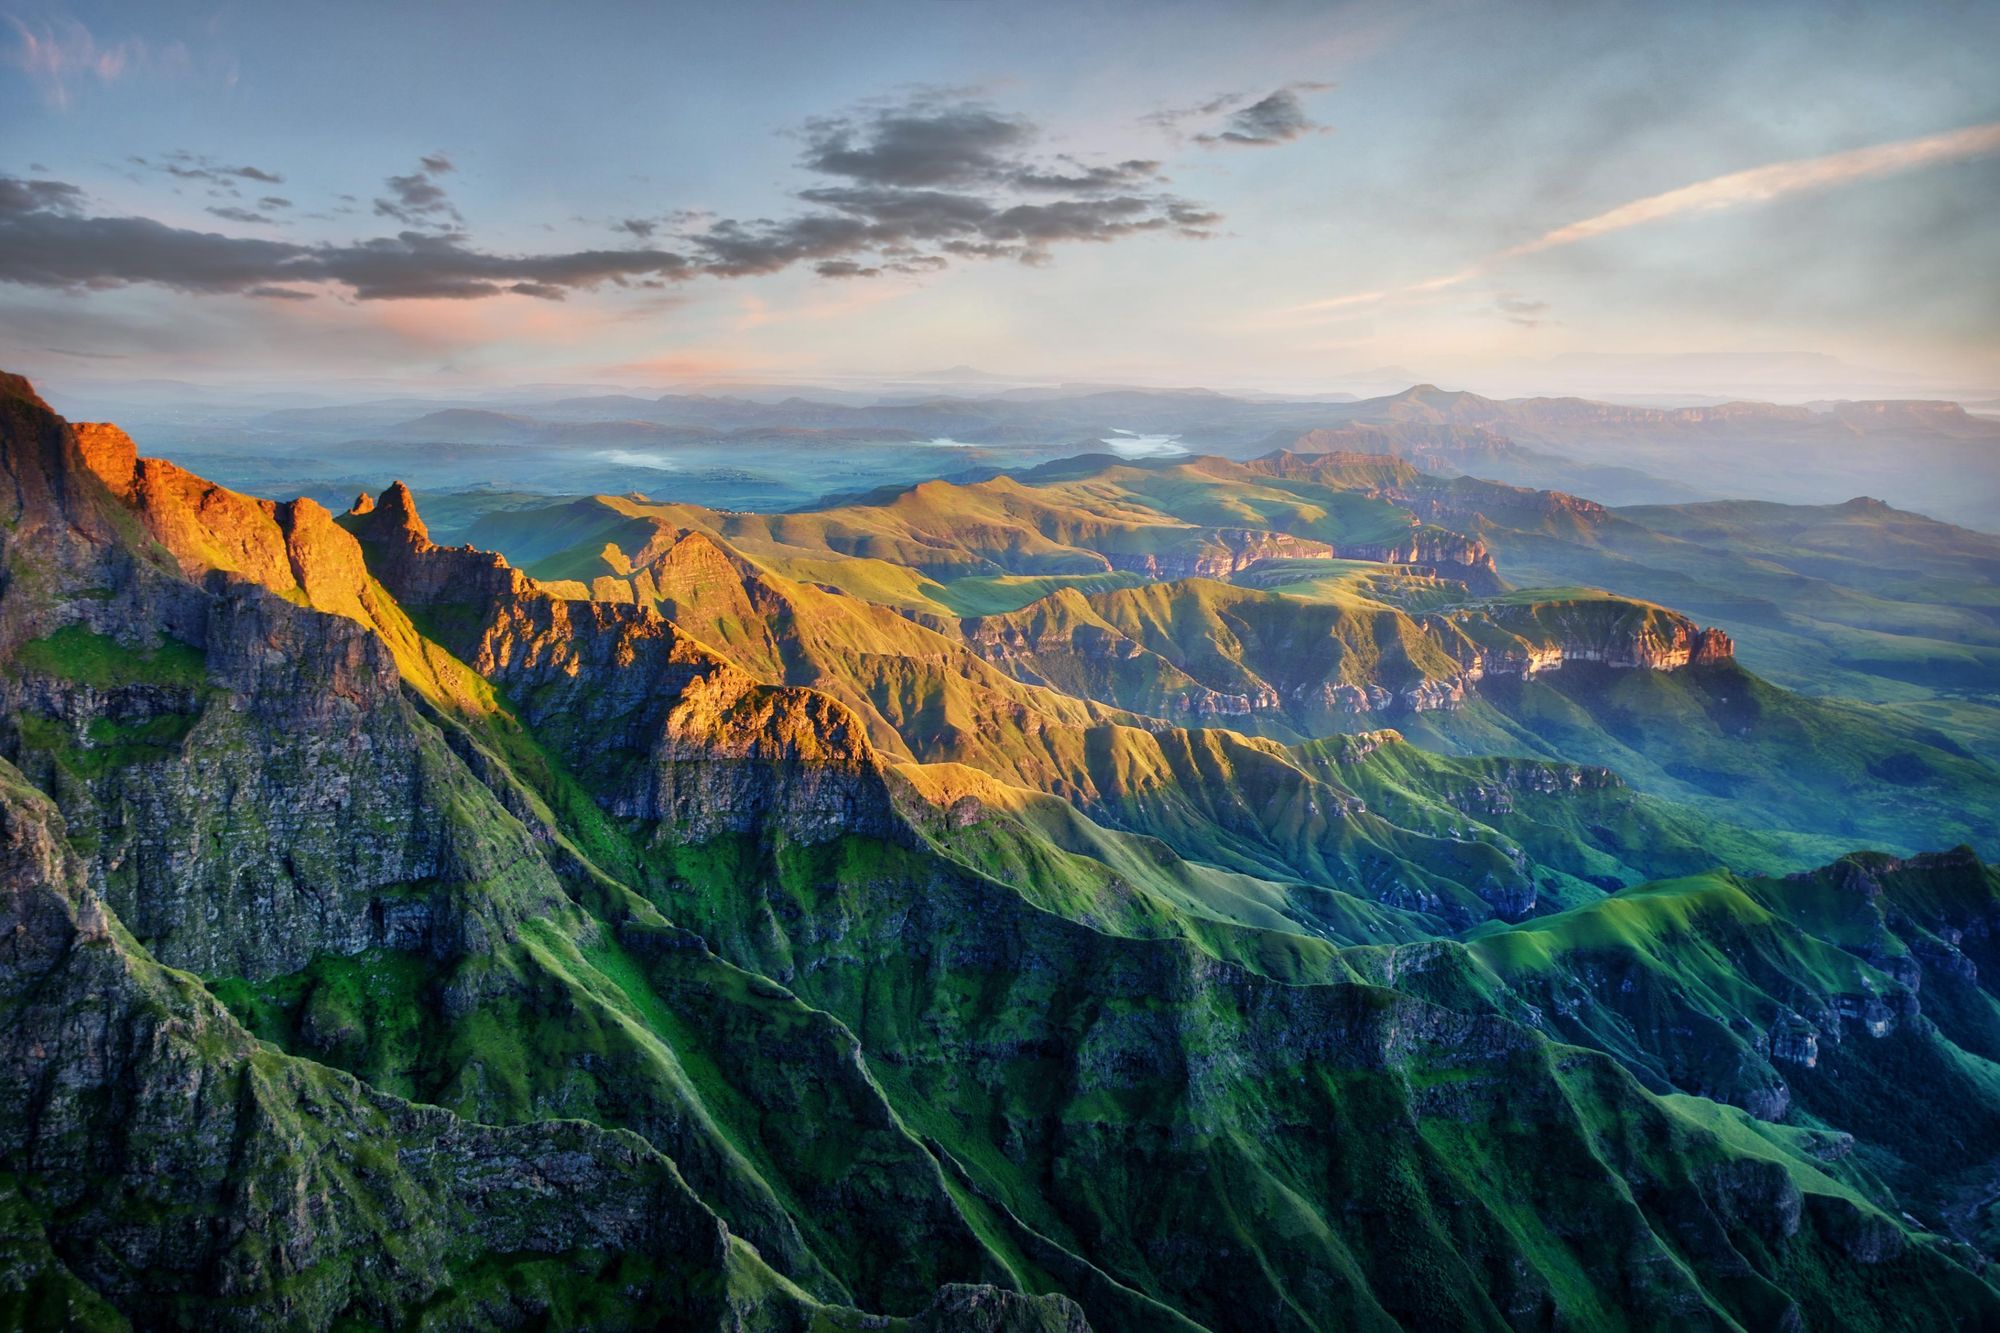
[607,351,768,381]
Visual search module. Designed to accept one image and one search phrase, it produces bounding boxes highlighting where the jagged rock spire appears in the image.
[372,480,429,543]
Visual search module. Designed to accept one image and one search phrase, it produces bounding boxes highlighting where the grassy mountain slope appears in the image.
[8,371,2000,1329]
[1465,492,2000,760]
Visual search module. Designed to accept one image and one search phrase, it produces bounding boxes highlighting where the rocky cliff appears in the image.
[344,482,908,845]
[0,373,1096,1328]
[948,576,1736,737]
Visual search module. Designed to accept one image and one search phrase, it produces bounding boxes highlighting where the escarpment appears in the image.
[944,575,1736,737]
[1101,527,1341,579]
[0,760,808,1330]
[7,371,2000,1331]
[348,482,907,844]
[0,388,568,980]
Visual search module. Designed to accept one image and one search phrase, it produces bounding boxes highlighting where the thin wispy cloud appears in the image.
[4,14,178,109]
[1289,121,2000,315]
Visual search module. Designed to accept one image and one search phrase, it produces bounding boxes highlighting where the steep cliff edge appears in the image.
[0,373,1102,1327]
[944,577,1735,734]
[347,483,908,844]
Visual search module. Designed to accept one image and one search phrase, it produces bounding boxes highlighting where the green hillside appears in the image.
[6,371,2000,1329]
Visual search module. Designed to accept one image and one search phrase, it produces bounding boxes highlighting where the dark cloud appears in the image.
[716,178,1216,271]
[802,103,1033,187]
[0,94,1221,302]
[1151,84,1332,148]
[374,155,461,227]
[259,196,292,210]
[1141,92,1241,132]
[1012,158,1163,193]
[0,182,694,300]
[1194,87,1329,147]
[133,151,285,186]
[206,205,281,226]
[0,176,85,215]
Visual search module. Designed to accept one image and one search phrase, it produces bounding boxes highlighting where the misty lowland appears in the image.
[4,3,2000,1331]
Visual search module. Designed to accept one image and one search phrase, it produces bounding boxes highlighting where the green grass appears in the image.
[928,569,1151,616]
[13,624,208,689]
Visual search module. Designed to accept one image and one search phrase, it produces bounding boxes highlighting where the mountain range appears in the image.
[5,368,2000,1329]
[64,377,2000,535]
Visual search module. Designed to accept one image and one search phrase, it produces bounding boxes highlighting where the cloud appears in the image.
[374,155,461,227]
[5,15,148,109]
[0,94,1221,302]
[1502,121,2000,260]
[0,181,693,299]
[0,176,85,215]
[1196,88,1328,147]
[801,102,1034,187]
[1012,158,1163,192]
[1288,121,2000,315]
[804,96,1169,194]
[1493,292,1549,327]
[131,152,286,189]
[206,205,281,226]
[1142,92,1242,132]
[1152,84,1333,148]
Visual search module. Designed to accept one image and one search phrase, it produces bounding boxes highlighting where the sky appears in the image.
[2,0,1997,399]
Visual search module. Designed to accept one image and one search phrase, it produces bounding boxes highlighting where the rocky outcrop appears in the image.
[0,383,573,980]
[1429,758,1625,818]
[1291,676,1467,717]
[1443,623,1735,681]
[1330,524,1502,591]
[952,579,1736,736]
[1101,528,1340,580]
[353,485,905,845]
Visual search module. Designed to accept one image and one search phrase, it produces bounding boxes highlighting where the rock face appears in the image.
[349,486,905,845]
[1329,525,1502,591]
[947,576,1735,736]
[0,395,571,981]
[1439,615,1735,681]
[1102,527,1341,580]
[2,749,1091,1331]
